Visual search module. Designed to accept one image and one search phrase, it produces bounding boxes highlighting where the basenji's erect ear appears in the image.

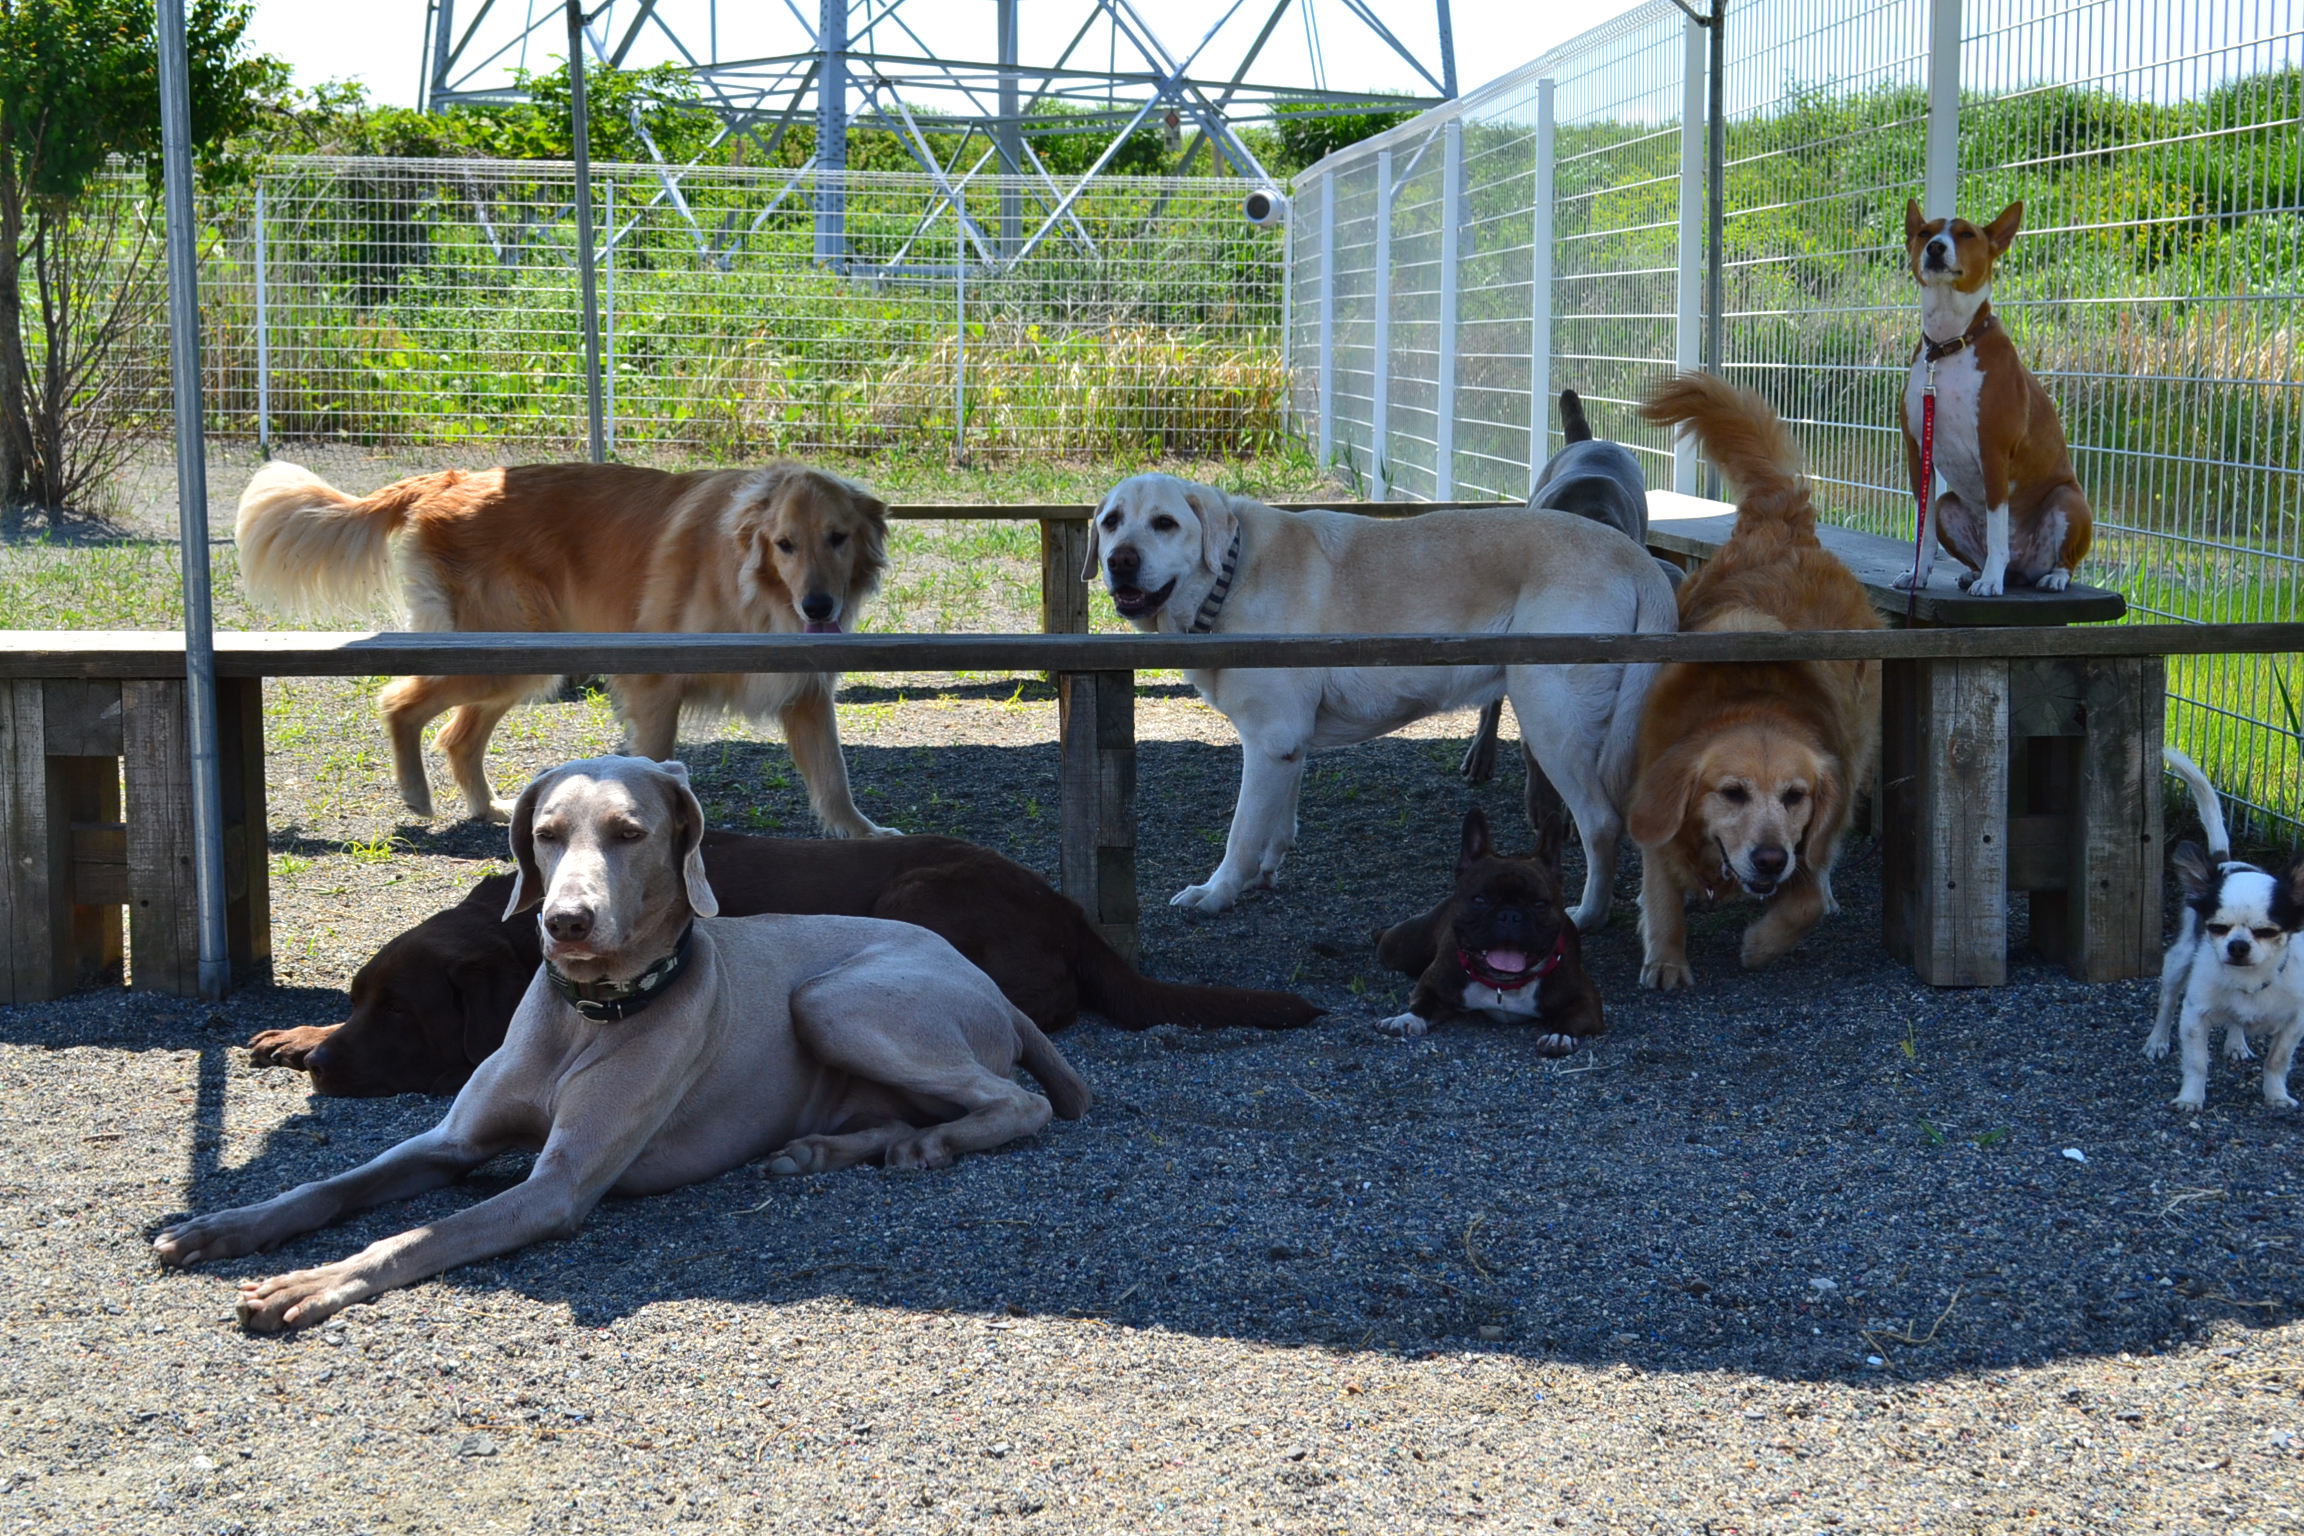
[1984,201,2024,254]
[1904,197,1927,242]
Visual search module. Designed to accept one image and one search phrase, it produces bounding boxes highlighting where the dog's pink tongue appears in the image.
[1482,948,1530,973]
[804,620,841,634]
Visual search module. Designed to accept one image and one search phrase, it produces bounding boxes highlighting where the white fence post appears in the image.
[955,192,968,463]
[1435,119,1463,499]
[1280,199,1294,436]
[1673,14,1706,495]
[1316,179,1335,465]
[1372,148,1394,499]
[1528,77,1556,497]
[254,179,270,455]
[1924,0,1962,218]
[603,174,616,455]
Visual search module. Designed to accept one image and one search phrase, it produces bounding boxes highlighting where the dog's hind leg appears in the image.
[1459,700,1505,784]
[781,684,896,838]
[2145,921,2193,1059]
[437,689,539,823]
[1509,665,1620,932]
[379,674,547,821]
[2261,1024,2300,1110]
[1519,741,1569,871]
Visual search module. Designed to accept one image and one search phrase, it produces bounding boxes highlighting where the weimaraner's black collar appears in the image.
[545,922,696,1022]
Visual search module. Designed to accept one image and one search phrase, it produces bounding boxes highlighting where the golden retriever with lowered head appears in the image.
[1629,374,1881,989]
[235,460,893,833]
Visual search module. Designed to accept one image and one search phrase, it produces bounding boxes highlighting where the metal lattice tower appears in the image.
[419,2,1457,261]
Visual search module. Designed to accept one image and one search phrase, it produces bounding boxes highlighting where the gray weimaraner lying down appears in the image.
[154,756,1089,1332]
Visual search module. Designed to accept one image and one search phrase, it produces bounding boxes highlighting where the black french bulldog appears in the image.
[1371,808,1605,1051]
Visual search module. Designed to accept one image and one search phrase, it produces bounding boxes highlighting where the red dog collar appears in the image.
[1456,930,1568,993]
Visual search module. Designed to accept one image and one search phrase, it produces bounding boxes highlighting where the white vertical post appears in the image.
[1316,179,1335,465]
[1924,0,1963,219]
[1528,77,1556,497]
[1280,200,1294,435]
[1673,14,1706,495]
[253,179,270,455]
[603,174,616,455]
[1435,119,1462,499]
[954,192,968,463]
[1372,148,1394,499]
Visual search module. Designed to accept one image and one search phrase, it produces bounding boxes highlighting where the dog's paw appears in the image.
[2265,1090,2299,1112]
[247,1025,334,1071]
[475,798,515,825]
[1890,569,1925,591]
[2142,1029,2171,1061]
[1171,881,1239,914]
[153,1207,276,1269]
[819,816,900,839]
[882,1130,956,1172]
[1567,901,1609,935]
[2225,1034,2258,1063]
[1374,1011,1431,1039]
[2037,568,2072,592]
[235,1264,367,1333]
[2171,1089,2208,1111]
[1533,1032,1580,1058]
[1963,569,2007,598]
[1640,958,1695,991]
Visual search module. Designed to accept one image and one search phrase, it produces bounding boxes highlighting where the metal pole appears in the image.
[1924,0,1962,218]
[815,0,848,266]
[1528,77,1556,496]
[156,0,232,1002]
[1316,179,1335,466]
[1279,199,1293,439]
[1703,0,1726,499]
[1435,119,1462,499]
[603,174,615,456]
[254,179,270,456]
[1372,147,1394,500]
[997,0,1022,261]
[1672,13,1705,496]
[954,192,967,464]
[566,0,605,464]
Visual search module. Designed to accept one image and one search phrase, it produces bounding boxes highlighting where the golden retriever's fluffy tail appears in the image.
[234,460,406,617]
[1640,371,1813,535]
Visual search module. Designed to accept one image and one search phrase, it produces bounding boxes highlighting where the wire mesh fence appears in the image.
[178,160,1285,462]
[1290,0,2304,840]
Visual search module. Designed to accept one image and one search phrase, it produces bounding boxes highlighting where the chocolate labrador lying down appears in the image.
[253,826,1321,1097]
[158,757,1090,1332]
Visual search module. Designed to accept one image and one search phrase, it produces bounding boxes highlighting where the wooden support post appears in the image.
[2,681,57,1004]
[123,678,200,995]
[1058,669,1137,962]
[216,675,272,981]
[1883,657,2009,986]
[2068,655,2163,982]
[1040,518,1091,637]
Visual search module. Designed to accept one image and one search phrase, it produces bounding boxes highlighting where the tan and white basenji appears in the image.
[1896,199,2092,598]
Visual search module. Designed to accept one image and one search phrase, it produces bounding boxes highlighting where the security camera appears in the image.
[1243,186,1289,227]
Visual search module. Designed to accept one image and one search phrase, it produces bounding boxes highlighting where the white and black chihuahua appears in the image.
[2146,747,2304,1110]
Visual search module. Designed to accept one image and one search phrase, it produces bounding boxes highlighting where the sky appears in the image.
[244,1,1653,113]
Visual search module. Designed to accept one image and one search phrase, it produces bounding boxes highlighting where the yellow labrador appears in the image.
[155,756,1087,1332]
[1085,473,1678,930]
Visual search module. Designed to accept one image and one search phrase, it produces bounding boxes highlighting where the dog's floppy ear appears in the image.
[1457,807,1493,874]
[843,477,890,593]
[656,760,720,918]
[1904,197,1927,241]
[502,766,564,918]
[2171,840,2218,903]
[1080,492,1112,583]
[1179,483,1239,576]
[1627,741,1701,849]
[1984,200,2024,253]
[1799,756,1846,872]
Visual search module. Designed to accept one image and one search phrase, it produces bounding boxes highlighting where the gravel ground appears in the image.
[4,672,2302,1533]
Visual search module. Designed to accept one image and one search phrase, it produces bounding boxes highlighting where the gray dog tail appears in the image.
[1558,388,1593,444]
[1075,929,1323,1034]
[1014,1014,1093,1120]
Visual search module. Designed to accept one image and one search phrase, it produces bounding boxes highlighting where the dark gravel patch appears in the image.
[2,679,2298,1533]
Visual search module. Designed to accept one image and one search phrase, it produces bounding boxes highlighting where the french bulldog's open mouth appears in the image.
[1109,579,1176,619]
[1466,947,1535,985]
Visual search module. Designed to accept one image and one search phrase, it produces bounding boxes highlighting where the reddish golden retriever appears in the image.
[1629,374,1882,989]
[236,460,891,832]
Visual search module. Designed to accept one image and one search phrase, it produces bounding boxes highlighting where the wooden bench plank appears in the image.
[1647,491,2127,626]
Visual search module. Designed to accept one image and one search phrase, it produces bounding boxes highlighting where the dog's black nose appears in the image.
[800,592,835,622]
[1750,845,1790,880]
[2229,938,2253,960]
[545,907,594,942]
[1108,546,1141,580]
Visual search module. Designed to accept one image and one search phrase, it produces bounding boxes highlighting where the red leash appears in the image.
[1907,356,1936,623]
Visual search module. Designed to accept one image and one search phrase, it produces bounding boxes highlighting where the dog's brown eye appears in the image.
[1103,512,1122,530]
[1151,515,1178,533]
[2254,927,2280,941]
[616,826,646,841]
[1721,785,1750,805]
[2208,923,2232,936]
[1782,788,1806,807]
[532,828,561,844]
[775,538,797,554]
[827,532,848,547]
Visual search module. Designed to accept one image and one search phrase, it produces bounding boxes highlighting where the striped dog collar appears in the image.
[1186,530,1242,635]
[545,922,696,1022]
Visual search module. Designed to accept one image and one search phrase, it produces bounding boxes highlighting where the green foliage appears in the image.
[1261,99,1418,177]
[0,0,282,199]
